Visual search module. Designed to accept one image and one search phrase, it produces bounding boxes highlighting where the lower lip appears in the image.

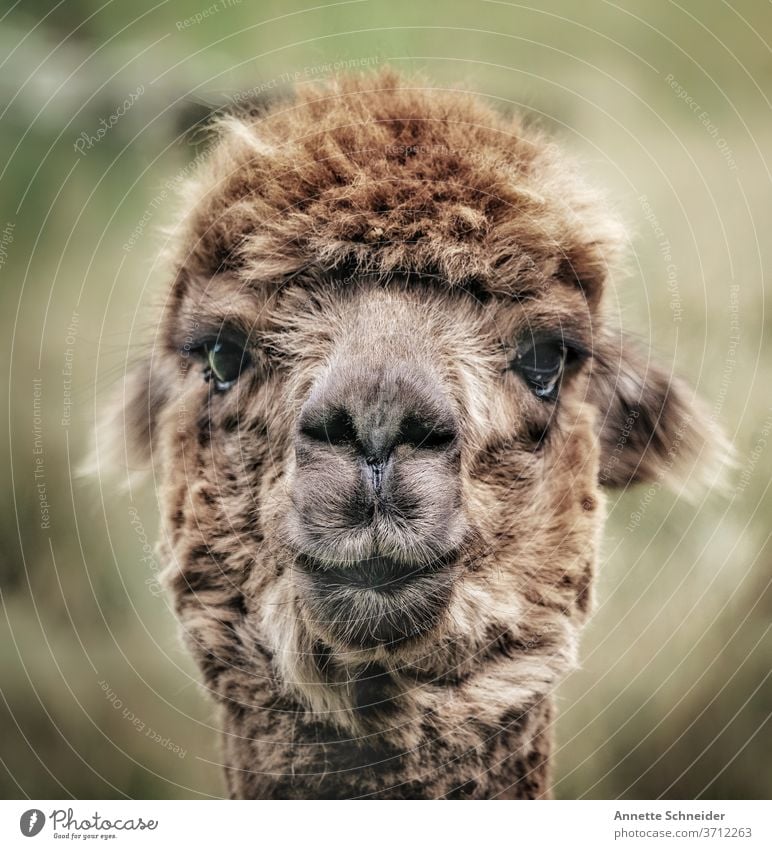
[296,554,458,647]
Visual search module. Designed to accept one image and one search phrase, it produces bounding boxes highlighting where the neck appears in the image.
[212,634,556,799]
[222,692,553,800]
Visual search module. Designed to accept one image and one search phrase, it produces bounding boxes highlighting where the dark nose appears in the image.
[297,365,458,486]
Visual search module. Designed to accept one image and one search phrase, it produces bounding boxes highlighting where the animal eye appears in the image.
[203,340,249,391]
[511,339,567,400]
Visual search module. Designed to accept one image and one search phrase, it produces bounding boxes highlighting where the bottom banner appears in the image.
[1,799,767,848]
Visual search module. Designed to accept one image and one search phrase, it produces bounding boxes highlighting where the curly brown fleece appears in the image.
[105,70,724,799]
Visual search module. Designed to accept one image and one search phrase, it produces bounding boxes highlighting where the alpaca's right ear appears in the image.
[82,358,167,487]
[590,330,731,494]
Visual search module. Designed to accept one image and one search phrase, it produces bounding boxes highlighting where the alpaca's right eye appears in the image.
[203,340,249,391]
[511,339,568,401]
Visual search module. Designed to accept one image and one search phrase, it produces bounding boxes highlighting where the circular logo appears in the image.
[20,810,46,837]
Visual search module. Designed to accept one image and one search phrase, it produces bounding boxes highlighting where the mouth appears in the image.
[295,551,459,648]
[296,551,454,590]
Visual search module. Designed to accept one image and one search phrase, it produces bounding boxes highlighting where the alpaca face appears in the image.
[157,272,600,657]
[111,73,720,727]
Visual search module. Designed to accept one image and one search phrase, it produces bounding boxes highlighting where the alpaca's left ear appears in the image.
[590,331,731,492]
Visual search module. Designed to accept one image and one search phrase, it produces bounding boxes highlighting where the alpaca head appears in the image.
[110,72,722,738]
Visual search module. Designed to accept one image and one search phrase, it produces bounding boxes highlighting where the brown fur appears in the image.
[101,71,724,798]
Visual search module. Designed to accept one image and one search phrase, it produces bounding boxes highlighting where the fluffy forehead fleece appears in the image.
[173,70,622,298]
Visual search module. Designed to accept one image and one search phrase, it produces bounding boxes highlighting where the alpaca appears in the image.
[106,71,723,798]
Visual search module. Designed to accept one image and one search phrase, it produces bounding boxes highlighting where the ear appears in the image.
[81,358,167,487]
[591,331,730,492]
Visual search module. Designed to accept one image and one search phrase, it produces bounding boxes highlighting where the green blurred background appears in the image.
[1,0,770,799]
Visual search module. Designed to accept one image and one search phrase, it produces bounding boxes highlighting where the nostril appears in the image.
[299,408,358,448]
[398,414,457,452]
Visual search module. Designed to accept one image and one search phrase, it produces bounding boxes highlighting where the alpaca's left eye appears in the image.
[512,340,567,400]
[204,340,249,391]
